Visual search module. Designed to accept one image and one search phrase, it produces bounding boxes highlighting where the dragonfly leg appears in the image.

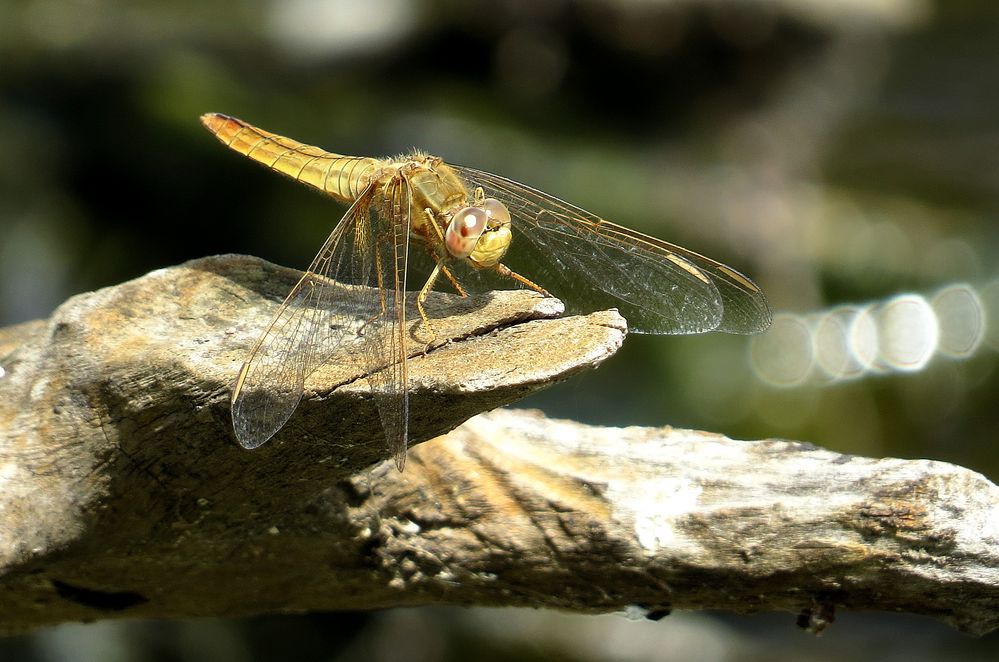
[419,241,466,297]
[439,261,468,297]
[415,264,442,347]
[423,206,444,237]
[495,263,551,297]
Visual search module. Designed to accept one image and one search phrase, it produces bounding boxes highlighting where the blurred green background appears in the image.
[1,0,997,659]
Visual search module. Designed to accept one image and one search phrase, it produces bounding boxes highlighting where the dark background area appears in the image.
[1,0,997,659]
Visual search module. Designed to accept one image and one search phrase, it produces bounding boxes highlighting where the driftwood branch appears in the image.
[1,256,997,635]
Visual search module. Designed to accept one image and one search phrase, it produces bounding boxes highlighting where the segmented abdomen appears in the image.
[201,113,379,203]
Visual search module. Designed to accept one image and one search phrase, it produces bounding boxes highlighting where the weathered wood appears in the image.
[1,256,996,635]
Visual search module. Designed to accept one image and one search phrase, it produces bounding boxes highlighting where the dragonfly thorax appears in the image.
[444,198,512,268]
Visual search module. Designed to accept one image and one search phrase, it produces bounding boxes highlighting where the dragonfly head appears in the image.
[445,198,512,268]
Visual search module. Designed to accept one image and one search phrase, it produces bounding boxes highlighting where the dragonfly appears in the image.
[201,113,771,471]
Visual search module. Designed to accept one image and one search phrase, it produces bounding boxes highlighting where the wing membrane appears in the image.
[230,180,411,459]
[451,166,771,335]
[354,177,411,470]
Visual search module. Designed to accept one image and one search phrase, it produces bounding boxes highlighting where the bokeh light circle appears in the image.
[750,314,814,386]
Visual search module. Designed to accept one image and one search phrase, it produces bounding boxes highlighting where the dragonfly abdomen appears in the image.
[201,113,379,203]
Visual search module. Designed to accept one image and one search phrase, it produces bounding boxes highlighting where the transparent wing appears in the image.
[231,179,412,465]
[357,176,411,471]
[451,166,771,335]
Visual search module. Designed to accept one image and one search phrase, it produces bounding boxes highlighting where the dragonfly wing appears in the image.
[352,176,412,471]
[451,166,770,335]
[231,184,389,449]
[648,242,772,334]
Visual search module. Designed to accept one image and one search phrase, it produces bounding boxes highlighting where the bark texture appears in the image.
[0,256,996,635]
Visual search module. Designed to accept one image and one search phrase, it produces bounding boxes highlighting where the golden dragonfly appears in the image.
[201,113,771,470]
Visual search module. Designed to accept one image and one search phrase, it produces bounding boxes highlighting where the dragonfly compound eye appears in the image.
[445,206,489,259]
[468,199,513,268]
[480,198,511,224]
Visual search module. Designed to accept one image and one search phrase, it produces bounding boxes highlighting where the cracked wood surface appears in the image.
[1,255,997,635]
